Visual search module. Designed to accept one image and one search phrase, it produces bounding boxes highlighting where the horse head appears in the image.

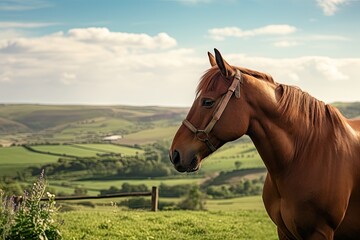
[169,49,255,172]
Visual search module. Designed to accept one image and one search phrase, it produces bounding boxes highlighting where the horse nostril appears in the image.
[172,150,180,165]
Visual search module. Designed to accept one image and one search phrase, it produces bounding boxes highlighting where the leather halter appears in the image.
[182,69,243,152]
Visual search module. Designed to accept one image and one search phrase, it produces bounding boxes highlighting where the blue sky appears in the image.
[0,0,359,106]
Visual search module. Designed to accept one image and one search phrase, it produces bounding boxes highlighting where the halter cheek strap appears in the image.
[182,69,243,152]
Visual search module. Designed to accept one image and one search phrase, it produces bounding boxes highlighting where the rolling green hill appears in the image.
[0,104,188,145]
[0,117,30,134]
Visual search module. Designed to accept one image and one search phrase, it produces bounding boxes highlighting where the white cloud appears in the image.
[67,28,177,49]
[316,0,349,16]
[0,28,359,106]
[273,40,299,48]
[0,29,24,39]
[314,58,348,81]
[208,24,297,41]
[272,34,349,48]
[288,73,300,82]
[60,72,77,85]
[0,71,12,82]
[0,28,201,106]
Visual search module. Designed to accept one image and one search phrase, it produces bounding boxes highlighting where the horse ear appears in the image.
[208,52,216,67]
[214,48,234,78]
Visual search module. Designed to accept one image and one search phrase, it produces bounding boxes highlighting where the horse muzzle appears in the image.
[169,149,200,173]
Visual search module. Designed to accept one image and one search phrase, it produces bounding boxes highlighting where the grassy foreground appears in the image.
[59,209,277,240]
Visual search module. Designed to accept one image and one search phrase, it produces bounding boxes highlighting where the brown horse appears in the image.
[169,49,360,239]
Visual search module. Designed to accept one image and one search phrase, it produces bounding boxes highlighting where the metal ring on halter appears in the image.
[195,130,210,142]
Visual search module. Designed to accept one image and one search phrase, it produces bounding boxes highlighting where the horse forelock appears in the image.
[196,67,222,97]
[196,66,275,97]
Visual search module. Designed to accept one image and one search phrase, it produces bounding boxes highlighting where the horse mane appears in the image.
[277,84,352,157]
[238,67,275,83]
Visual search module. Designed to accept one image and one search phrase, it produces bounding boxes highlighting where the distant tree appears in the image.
[177,185,206,210]
[73,187,87,196]
[144,148,159,161]
[159,183,191,197]
[120,183,148,193]
[244,180,251,192]
[234,161,243,170]
[206,185,233,199]
[99,186,119,196]
[119,197,150,209]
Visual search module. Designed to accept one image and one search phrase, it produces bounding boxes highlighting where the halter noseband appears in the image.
[182,69,243,152]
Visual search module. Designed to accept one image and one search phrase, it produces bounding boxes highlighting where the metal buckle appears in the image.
[196,130,209,142]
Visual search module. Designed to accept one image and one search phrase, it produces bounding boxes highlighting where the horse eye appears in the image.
[202,98,215,108]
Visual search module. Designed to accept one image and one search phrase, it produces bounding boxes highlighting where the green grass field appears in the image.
[0,146,59,164]
[117,126,179,145]
[207,195,266,211]
[73,144,144,156]
[0,146,59,175]
[56,195,276,239]
[60,118,135,134]
[31,144,143,157]
[0,143,144,177]
[59,209,277,240]
[51,118,141,142]
[32,145,101,157]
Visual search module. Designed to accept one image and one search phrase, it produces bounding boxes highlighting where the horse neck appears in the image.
[243,81,296,176]
[246,108,295,176]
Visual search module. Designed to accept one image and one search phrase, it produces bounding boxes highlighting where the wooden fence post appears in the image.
[151,186,158,212]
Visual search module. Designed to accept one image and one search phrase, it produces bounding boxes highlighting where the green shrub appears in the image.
[158,183,191,197]
[0,172,62,240]
[177,185,206,211]
[119,197,151,209]
[118,197,176,210]
[206,185,234,199]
